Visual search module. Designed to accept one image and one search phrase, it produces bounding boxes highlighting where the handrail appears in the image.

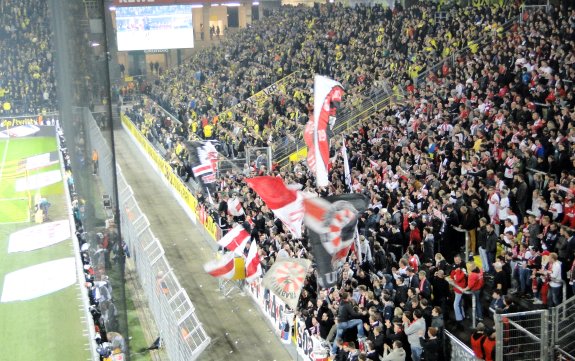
[554,347,575,361]
[444,330,482,361]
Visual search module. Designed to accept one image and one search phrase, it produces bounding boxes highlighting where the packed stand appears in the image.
[0,0,57,116]
[144,2,520,160]
[130,3,575,361]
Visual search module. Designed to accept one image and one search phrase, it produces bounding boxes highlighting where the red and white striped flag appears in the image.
[203,253,245,280]
[304,75,344,187]
[227,197,245,217]
[217,224,250,256]
[245,241,262,283]
[245,176,304,238]
[369,159,380,170]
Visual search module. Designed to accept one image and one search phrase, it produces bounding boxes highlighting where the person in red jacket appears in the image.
[409,221,422,254]
[561,198,575,228]
[450,261,467,325]
[465,261,485,321]
[482,328,496,361]
[470,322,487,359]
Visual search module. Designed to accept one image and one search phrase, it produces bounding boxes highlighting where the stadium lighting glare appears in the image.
[253,1,259,5]
[190,4,203,8]
[108,5,116,11]
[211,3,221,6]
[225,3,241,6]
[90,41,100,47]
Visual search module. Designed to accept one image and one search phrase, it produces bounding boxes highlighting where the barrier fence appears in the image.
[552,295,575,359]
[494,310,549,361]
[444,330,482,361]
[84,108,211,361]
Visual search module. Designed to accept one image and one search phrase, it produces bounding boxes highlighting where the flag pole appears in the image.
[206,186,214,205]
[341,134,362,265]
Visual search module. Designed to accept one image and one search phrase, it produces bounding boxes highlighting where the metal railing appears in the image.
[553,295,575,359]
[84,107,211,361]
[444,330,482,361]
[494,309,549,361]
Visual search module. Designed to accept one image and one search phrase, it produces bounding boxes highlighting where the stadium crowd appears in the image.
[0,0,57,116]
[147,1,520,155]
[125,2,575,360]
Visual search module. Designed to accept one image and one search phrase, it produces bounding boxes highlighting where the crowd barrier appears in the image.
[84,108,211,361]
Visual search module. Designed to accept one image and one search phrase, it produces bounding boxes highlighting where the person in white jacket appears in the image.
[382,340,406,361]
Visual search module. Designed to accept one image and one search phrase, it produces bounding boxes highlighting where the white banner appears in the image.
[8,219,71,253]
[244,279,328,361]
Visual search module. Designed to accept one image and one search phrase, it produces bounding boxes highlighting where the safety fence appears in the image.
[444,330,482,361]
[246,146,272,172]
[84,108,211,361]
[552,295,575,359]
[494,310,549,361]
[493,299,575,361]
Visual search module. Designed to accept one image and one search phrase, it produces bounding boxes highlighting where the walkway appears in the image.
[114,128,292,361]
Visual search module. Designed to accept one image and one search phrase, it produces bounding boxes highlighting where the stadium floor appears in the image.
[114,129,293,361]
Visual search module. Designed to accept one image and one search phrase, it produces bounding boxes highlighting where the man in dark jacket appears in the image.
[477,217,489,273]
[420,326,442,361]
[431,270,451,322]
[386,322,412,361]
[485,223,498,273]
[331,292,367,355]
[513,174,529,218]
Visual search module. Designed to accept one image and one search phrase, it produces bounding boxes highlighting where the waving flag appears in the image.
[227,196,245,217]
[304,194,369,288]
[262,258,312,310]
[304,75,344,187]
[245,176,304,238]
[188,141,219,185]
[217,224,250,256]
[341,139,352,191]
[203,253,246,280]
[245,241,262,283]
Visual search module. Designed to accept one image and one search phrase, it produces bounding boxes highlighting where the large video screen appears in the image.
[116,5,194,51]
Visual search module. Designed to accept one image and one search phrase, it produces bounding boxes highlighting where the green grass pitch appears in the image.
[0,136,92,361]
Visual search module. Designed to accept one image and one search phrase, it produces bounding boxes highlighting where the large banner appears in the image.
[245,279,328,361]
[304,75,344,187]
[0,113,58,129]
[121,114,219,240]
[304,194,369,288]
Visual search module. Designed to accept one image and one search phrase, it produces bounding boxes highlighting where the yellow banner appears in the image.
[288,146,307,163]
[121,114,218,241]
